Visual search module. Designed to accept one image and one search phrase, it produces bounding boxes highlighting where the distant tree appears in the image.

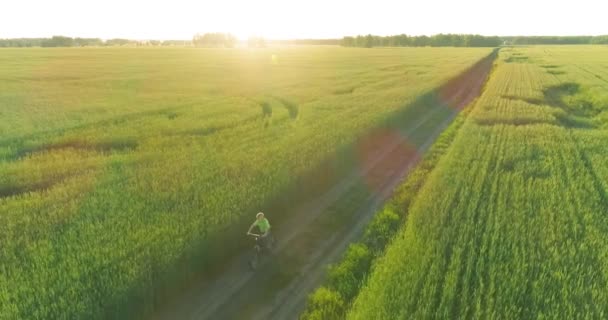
[248,36,266,48]
[364,34,374,48]
[105,38,132,46]
[341,36,355,46]
[161,40,192,46]
[193,33,237,48]
[74,38,103,47]
[396,34,410,46]
[291,39,339,45]
[430,34,448,47]
[41,36,74,47]
[263,38,339,45]
[591,35,608,44]
[224,34,237,48]
[412,35,429,47]
[449,34,466,47]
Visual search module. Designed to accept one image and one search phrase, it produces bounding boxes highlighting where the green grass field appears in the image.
[0,46,492,319]
[344,46,608,319]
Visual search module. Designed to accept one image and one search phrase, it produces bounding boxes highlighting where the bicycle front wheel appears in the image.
[249,250,259,270]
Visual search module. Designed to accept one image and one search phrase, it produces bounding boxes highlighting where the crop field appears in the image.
[345,46,608,319]
[0,46,492,319]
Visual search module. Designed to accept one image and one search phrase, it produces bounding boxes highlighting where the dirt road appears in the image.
[152,51,496,320]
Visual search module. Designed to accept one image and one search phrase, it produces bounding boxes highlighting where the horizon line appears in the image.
[2,33,608,42]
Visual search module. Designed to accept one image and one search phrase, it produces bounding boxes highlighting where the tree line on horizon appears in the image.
[0,36,190,47]
[503,35,608,45]
[1,34,607,48]
[341,34,608,47]
[190,33,341,47]
[342,34,502,47]
[0,34,336,48]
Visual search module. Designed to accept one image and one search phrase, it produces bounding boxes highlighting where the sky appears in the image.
[1,0,607,40]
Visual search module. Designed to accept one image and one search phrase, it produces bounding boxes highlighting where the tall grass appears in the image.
[0,47,492,319]
[347,46,608,319]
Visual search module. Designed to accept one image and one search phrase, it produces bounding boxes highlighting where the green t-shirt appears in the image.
[254,218,271,233]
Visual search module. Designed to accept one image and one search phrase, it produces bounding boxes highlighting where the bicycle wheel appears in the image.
[249,249,259,270]
[268,235,277,253]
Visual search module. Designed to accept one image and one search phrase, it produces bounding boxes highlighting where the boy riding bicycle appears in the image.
[247,212,272,249]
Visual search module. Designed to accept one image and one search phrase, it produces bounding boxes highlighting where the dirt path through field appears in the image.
[151,51,496,320]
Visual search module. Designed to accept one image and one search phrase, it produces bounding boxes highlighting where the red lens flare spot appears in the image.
[356,129,419,194]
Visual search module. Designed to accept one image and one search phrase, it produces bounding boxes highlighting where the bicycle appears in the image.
[247,232,275,270]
